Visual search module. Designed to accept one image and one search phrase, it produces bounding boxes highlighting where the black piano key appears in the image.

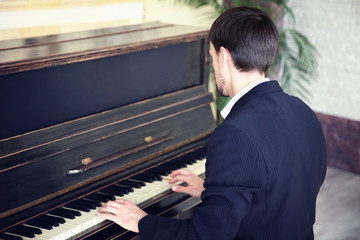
[187,153,201,161]
[44,214,66,224]
[22,225,41,235]
[155,165,177,172]
[85,192,115,203]
[71,199,97,209]
[5,230,33,239]
[137,172,162,181]
[167,161,187,168]
[107,185,131,194]
[185,152,198,158]
[49,211,75,220]
[184,152,203,162]
[112,184,133,193]
[151,174,163,181]
[33,216,59,227]
[136,172,157,179]
[171,162,187,169]
[172,159,191,167]
[7,225,41,238]
[65,203,91,212]
[92,192,116,201]
[26,218,53,230]
[175,157,196,164]
[37,214,65,225]
[147,168,170,176]
[99,188,124,197]
[85,195,108,203]
[81,198,102,207]
[73,198,102,208]
[118,180,145,188]
[0,232,23,240]
[159,161,180,168]
[146,167,168,175]
[130,175,154,183]
[171,158,188,165]
[49,208,79,219]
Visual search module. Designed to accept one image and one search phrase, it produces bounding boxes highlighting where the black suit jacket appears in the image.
[139,81,327,239]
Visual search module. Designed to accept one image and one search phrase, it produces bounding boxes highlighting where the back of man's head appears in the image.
[209,6,279,74]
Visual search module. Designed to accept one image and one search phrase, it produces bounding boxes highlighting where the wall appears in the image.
[287,0,360,121]
[143,0,215,27]
[286,0,360,174]
[0,0,215,41]
[0,0,144,41]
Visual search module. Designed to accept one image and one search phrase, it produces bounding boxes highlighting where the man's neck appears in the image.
[229,70,265,98]
[220,77,269,119]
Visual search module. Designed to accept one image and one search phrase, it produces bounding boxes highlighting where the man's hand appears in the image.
[97,199,147,233]
[169,169,205,198]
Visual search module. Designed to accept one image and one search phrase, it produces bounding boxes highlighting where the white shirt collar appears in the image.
[220,78,269,119]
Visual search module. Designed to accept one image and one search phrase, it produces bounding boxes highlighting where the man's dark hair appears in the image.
[209,6,279,74]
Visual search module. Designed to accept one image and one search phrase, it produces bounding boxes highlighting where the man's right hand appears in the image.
[169,169,205,198]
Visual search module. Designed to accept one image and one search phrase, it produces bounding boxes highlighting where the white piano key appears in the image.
[24,157,206,239]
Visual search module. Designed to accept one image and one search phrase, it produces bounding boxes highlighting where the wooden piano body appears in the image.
[0,22,216,239]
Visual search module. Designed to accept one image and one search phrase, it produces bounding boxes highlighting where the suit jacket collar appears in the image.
[227,80,283,117]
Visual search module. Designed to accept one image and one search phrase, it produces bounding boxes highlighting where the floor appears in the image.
[314,167,360,240]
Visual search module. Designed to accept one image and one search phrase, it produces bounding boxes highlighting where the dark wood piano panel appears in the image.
[0,28,206,140]
[0,22,215,239]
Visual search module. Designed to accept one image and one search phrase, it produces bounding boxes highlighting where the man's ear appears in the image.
[219,46,232,66]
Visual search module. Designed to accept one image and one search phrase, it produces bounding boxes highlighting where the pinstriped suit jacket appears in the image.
[139,80,327,240]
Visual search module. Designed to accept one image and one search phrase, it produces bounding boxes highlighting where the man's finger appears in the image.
[100,200,131,214]
[116,199,126,204]
[170,168,192,177]
[97,211,117,221]
[124,200,141,210]
[172,185,192,195]
[104,200,121,207]
[99,204,121,215]
[169,174,191,184]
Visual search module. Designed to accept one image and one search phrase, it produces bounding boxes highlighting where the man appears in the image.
[97,6,327,239]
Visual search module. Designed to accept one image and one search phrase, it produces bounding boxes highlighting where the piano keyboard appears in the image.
[0,151,206,240]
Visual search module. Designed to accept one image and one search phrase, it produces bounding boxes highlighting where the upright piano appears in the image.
[0,22,216,239]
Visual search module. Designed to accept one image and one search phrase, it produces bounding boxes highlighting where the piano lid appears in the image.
[0,21,209,75]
